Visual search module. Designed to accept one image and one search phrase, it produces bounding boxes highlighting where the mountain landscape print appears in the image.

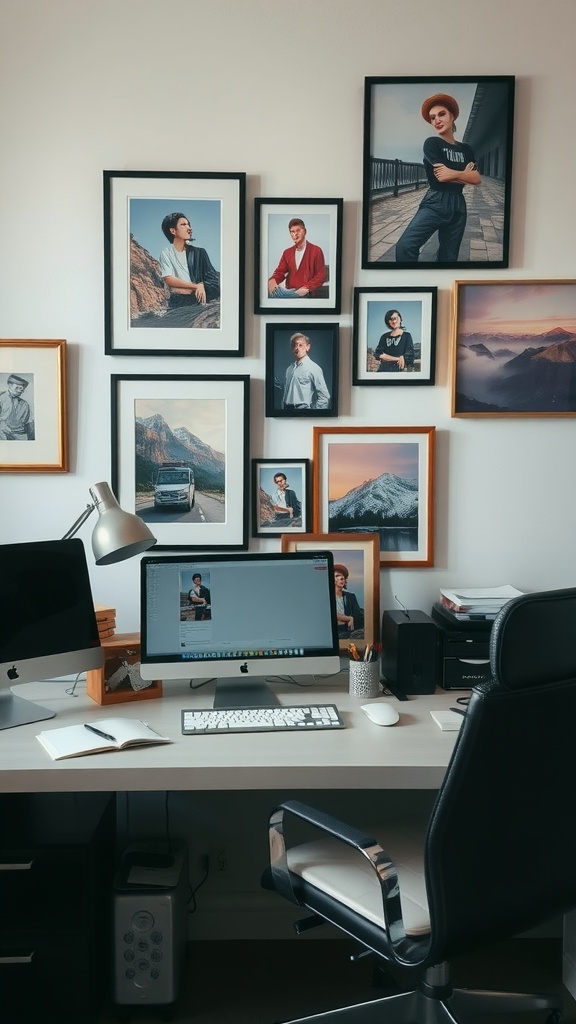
[318,427,435,566]
[453,282,576,415]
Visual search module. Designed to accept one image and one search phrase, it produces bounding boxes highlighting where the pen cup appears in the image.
[349,660,380,699]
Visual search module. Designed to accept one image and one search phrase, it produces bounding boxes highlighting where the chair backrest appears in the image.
[423,588,576,965]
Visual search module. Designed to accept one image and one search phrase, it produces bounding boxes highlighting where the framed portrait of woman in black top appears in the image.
[353,287,437,387]
[362,76,515,270]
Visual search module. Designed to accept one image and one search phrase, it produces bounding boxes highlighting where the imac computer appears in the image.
[140,551,340,707]
[0,538,104,730]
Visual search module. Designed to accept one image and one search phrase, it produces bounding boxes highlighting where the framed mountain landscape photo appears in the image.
[312,425,435,568]
[111,374,249,549]
[452,281,576,416]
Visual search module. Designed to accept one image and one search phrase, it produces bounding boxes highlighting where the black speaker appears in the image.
[381,610,439,695]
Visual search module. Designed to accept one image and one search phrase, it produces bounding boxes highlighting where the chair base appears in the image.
[275,984,562,1023]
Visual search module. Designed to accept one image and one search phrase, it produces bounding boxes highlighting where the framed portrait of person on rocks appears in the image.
[104,171,245,356]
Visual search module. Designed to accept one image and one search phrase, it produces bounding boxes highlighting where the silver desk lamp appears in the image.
[62,481,156,564]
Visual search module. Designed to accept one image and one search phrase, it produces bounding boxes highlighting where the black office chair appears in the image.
[264,588,576,1023]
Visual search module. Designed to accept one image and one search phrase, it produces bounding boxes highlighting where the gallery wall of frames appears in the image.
[2,0,576,637]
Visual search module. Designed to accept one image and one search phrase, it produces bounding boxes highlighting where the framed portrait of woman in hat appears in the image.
[361,76,515,270]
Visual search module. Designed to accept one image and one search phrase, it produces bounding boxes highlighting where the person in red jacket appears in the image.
[268,218,326,298]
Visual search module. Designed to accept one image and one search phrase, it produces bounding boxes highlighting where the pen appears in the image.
[349,643,359,661]
[84,723,116,742]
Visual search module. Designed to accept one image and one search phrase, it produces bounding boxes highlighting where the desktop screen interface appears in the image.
[142,553,337,666]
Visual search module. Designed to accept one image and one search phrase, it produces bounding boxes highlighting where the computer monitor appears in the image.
[0,539,104,730]
[140,551,340,707]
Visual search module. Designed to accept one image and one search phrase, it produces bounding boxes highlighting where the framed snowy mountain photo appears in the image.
[452,280,576,416]
[111,374,249,550]
[312,425,435,568]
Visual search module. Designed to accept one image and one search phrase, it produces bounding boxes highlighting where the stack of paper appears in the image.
[439,585,523,620]
[95,604,116,641]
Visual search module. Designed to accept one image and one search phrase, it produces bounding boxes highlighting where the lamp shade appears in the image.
[89,482,156,565]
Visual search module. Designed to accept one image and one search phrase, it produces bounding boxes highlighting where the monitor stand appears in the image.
[0,691,56,731]
[213,678,280,709]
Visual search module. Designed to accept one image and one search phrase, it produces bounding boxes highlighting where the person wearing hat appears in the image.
[395,93,480,264]
[334,563,364,639]
[0,374,34,441]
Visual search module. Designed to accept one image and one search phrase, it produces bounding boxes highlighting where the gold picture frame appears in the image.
[0,339,68,473]
[281,532,380,652]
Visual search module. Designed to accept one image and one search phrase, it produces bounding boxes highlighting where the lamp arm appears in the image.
[61,503,96,541]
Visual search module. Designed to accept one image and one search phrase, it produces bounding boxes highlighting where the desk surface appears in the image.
[1,675,461,794]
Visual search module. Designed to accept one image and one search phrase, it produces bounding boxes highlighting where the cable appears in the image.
[65,671,83,696]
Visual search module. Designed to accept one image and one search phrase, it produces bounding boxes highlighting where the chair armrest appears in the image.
[268,799,410,959]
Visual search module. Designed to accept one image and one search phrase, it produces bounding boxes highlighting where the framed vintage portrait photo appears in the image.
[281,533,380,652]
[352,287,437,386]
[265,323,339,417]
[452,280,576,417]
[0,339,67,473]
[313,425,435,568]
[362,76,515,270]
[111,374,249,550]
[254,198,343,314]
[104,171,245,356]
[252,458,310,537]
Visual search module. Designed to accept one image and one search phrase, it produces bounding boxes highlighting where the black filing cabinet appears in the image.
[0,793,115,1024]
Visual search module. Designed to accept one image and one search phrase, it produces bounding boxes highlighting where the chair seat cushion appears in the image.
[287,814,431,937]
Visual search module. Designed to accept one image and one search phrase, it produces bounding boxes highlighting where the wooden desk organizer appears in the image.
[86,632,162,705]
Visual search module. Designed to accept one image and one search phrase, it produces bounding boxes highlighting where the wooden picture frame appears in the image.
[362,76,515,269]
[352,287,437,386]
[111,374,250,550]
[251,458,311,537]
[254,197,343,314]
[313,425,435,567]
[265,323,339,416]
[281,532,380,652]
[104,170,245,356]
[452,280,576,416]
[0,339,67,473]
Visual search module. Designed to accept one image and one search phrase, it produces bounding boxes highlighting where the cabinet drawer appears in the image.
[0,847,89,931]
[0,939,97,1024]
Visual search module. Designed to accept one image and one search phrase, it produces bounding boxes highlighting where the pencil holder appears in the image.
[349,660,380,699]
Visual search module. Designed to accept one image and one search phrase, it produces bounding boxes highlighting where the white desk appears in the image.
[1,674,461,793]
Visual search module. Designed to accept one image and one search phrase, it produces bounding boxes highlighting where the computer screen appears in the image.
[140,551,340,707]
[0,539,104,730]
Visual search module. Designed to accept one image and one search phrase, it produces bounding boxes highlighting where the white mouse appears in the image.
[360,702,400,727]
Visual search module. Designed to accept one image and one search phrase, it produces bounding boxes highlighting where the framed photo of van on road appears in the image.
[111,374,249,551]
[362,76,515,270]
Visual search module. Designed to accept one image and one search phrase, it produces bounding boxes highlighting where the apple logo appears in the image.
[240,662,248,674]
[7,666,19,681]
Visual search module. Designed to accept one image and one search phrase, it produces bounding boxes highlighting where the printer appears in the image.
[431,602,493,690]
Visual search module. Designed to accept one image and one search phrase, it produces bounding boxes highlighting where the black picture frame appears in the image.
[111,374,250,550]
[265,323,339,417]
[254,198,343,315]
[251,458,311,537]
[352,287,437,386]
[104,170,245,356]
[362,76,515,270]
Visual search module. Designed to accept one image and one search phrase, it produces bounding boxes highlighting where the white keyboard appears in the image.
[181,703,344,735]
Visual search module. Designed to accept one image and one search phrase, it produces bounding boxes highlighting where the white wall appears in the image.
[1,0,576,630]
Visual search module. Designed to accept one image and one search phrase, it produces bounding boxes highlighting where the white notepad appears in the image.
[36,719,171,760]
[430,709,463,732]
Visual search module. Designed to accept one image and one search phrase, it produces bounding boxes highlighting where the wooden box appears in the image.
[86,632,162,706]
